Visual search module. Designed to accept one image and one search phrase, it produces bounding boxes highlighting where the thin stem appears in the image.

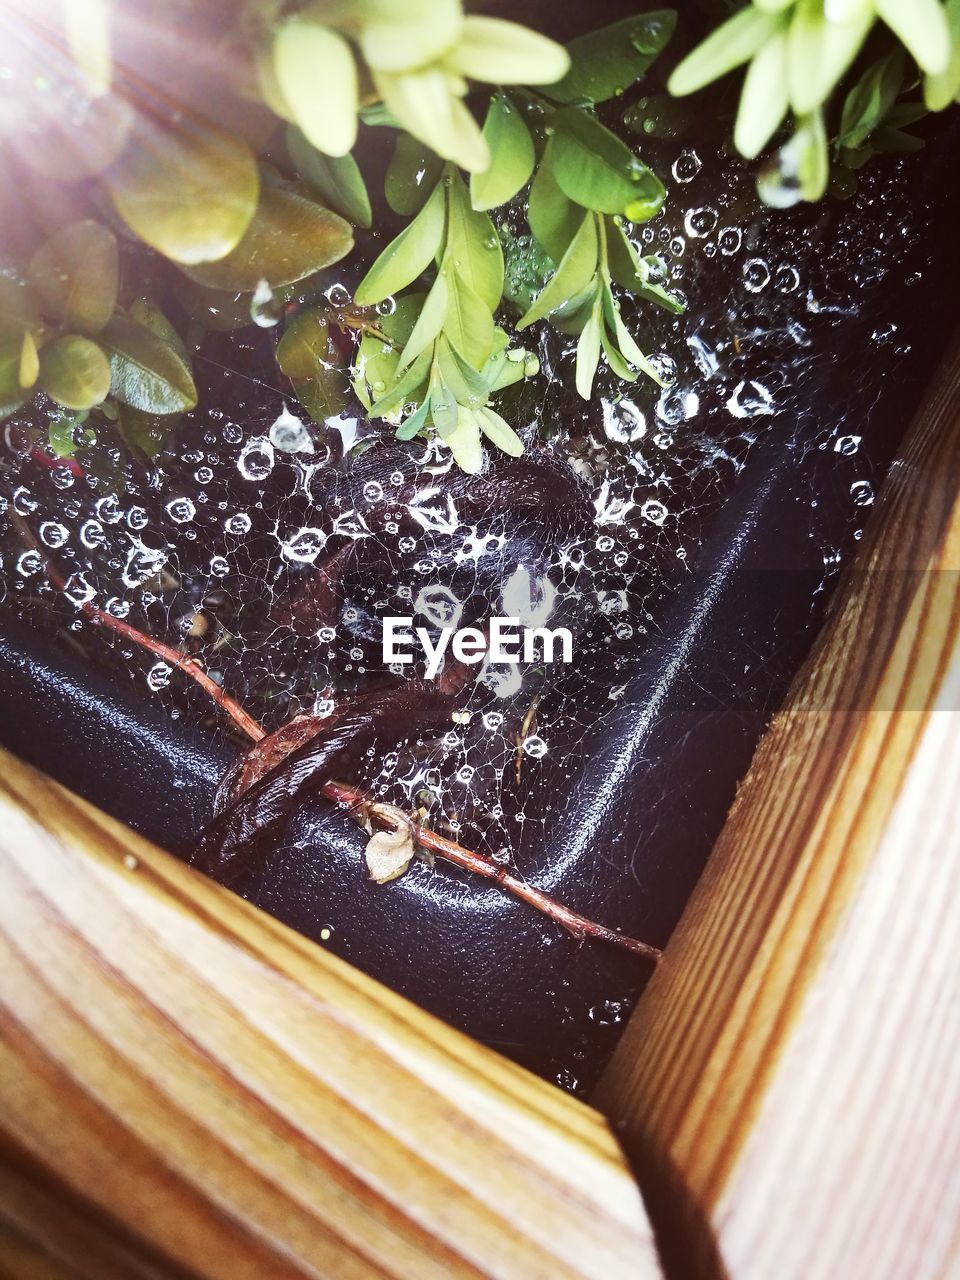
[12,511,660,964]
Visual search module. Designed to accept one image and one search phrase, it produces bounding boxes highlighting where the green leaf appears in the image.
[429,383,459,435]
[0,333,28,419]
[925,0,960,109]
[48,409,92,459]
[64,0,112,97]
[354,333,400,410]
[39,335,112,410]
[601,326,638,382]
[446,172,504,311]
[550,108,665,220]
[28,220,118,333]
[838,52,905,149]
[604,286,665,383]
[501,229,553,313]
[385,134,445,215]
[19,330,39,390]
[395,397,431,441]
[528,143,583,263]
[470,95,536,210]
[669,7,786,96]
[606,218,643,290]
[106,116,260,266]
[475,405,524,457]
[287,127,372,228]
[292,373,348,425]
[398,273,449,371]
[438,339,489,406]
[550,10,677,105]
[787,0,872,116]
[128,298,189,362]
[99,315,198,415]
[735,31,791,159]
[368,349,432,418]
[441,406,483,474]
[576,303,603,398]
[354,180,446,307]
[518,211,599,329]
[274,18,358,158]
[117,405,180,461]
[0,276,41,334]
[445,276,495,369]
[181,187,354,291]
[876,0,950,76]
[276,308,335,380]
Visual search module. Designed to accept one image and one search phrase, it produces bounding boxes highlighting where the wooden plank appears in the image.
[594,336,960,1280]
[0,749,662,1280]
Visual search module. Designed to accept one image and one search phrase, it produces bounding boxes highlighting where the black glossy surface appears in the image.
[2,2,959,1092]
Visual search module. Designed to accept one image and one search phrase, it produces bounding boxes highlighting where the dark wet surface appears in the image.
[2,1,959,1090]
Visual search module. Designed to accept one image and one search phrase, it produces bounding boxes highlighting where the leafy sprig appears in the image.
[669,0,959,205]
[350,169,537,472]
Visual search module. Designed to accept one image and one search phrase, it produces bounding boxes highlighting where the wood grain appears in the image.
[595,337,960,1280]
[0,750,662,1280]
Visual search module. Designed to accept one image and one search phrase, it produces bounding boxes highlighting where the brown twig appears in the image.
[325,779,662,962]
[11,510,660,963]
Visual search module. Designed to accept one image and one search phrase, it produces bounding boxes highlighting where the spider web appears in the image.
[0,138,925,910]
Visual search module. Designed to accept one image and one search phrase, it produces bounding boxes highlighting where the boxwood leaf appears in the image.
[395,396,431,441]
[398,273,449,371]
[276,308,335,381]
[518,211,598,329]
[0,276,41,334]
[128,298,189,362]
[576,303,603,398]
[669,7,785,96]
[181,187,353,291]
[445,276,495,369]
[28,220,118,333]
[475,405,524,457]
[368,348,432,418]
[355,180,446,307]
[0,332,29,418]
[786,0,872,117]
[446,172,504,311]
[287,126,372,228]
[736,31,791,160]
[39,334,112,410]
[385,135,445,215]
[470,95,535,211]
[528,142,583,263]
[107,117,260,266]
[64,0,112,98]
[441,406,483,474]
[292,373,348,425]
[549,10,678,105]
[551,108,665,220]
[429,383,459,436]
[837,51,905,150]
[99,315,198,414]
[19,331,39,389]
[274,19,358,158]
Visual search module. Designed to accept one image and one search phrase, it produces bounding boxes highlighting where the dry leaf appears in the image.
[364,804,416,884]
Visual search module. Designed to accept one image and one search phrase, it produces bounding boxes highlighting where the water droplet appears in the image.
[224,512,252,536]
[727,380,774,418]
[834,434,861,456]
[684,206,717,238]
[165,497,196,524]
[250,279,282,328]
[237,437,275,481]
[39,521,68,548]
[641,499,668,526]
[269,407,314,454]
[281,526,327,564]
[147,662,172,691]
[850,480,874,507]
[523,736,547,760]
[743,258,771,293]
[672,150,702,183]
